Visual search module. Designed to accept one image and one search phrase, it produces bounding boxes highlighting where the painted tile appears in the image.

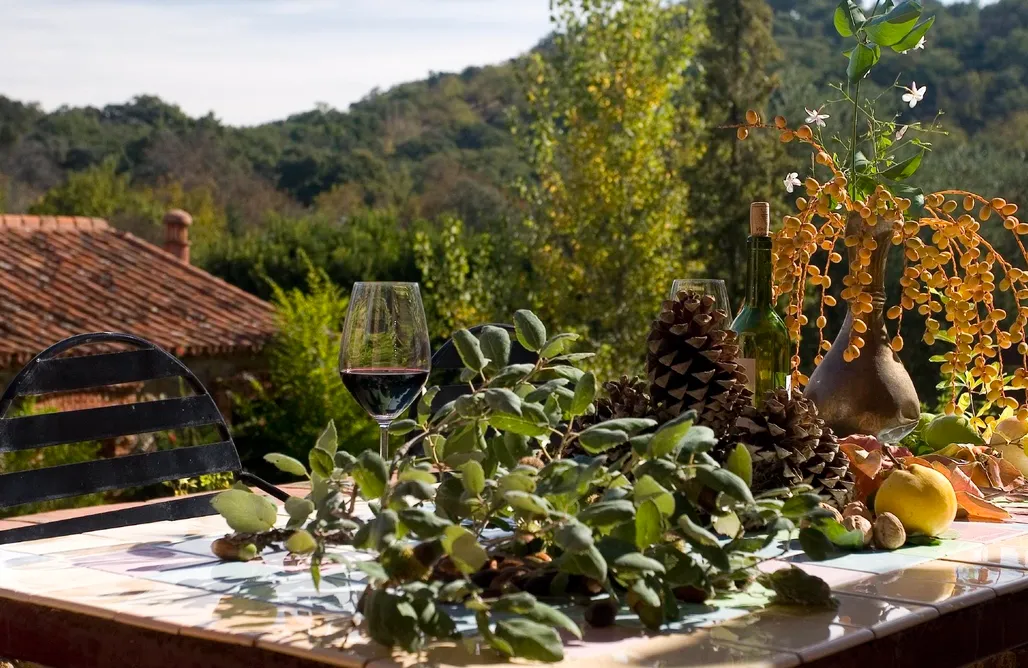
[42,576,209,616]
[0,564,133,595]
[785,547,927,574]
[835,565,995,614]
[259,616,392,668]
[761,592,937,639]
[880,559,1028,596]
[68,544,219,576]
[0,549,50,571]
[709,613,873,663]
[758,559,869,587]
[139,559,295,595]
[87,518,219,543]
[942,534,1028,571]
[947,521,1028,544]
[896,539,983,559]
[158,535,237,557]
[3,532,132,555]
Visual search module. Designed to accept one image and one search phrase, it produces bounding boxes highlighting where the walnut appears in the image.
[873,513,906,550]
[842,501,873,523]
[843,515,873,547]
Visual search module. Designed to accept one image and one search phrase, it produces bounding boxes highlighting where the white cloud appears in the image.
[0,0,551,125]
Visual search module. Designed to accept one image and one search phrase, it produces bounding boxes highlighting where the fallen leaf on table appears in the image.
[929,461,983,497]
[955,490,1011,522]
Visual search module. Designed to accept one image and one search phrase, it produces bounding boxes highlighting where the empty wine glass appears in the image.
[670,279,732,321]
[340,282,431,458]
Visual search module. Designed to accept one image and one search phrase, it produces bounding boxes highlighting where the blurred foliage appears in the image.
[231,259,380,468]
[516,0,706,374]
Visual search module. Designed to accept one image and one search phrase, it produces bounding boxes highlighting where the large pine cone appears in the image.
[736,388,855,506]
[646,291,752,440]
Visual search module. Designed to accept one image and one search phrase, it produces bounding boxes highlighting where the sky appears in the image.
[0,0,551,126]
[0,0,992,127]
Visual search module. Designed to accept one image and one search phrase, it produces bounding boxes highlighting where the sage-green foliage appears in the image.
[213,311,841,661]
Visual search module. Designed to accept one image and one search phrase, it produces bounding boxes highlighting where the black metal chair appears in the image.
[0,332,289,546]
[423,324,538,413]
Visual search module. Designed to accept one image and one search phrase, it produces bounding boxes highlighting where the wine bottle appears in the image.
[731,202,791,404]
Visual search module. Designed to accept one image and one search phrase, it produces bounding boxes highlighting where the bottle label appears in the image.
[738,358,756,394]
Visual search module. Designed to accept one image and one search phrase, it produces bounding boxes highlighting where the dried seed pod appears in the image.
[843,515,873,547]
[873,513,906,550]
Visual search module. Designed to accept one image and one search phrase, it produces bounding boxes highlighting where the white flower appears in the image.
[903,36,926,54]
[805,107,830,127]
[901,81,926,108]
[895,125,908,140]
[784,172,802,194]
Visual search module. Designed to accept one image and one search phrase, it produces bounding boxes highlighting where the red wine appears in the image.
[341,368,429,419]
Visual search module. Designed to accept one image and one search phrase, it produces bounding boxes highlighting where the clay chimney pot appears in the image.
[163,209,192,263]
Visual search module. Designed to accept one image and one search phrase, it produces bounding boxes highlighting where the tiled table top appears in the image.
[4,498,1028,668]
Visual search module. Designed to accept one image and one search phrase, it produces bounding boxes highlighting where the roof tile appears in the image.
[0,215,276,368]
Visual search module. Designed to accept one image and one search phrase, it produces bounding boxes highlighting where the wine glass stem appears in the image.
[379,423,390,459]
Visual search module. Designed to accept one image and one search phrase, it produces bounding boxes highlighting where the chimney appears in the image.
[163,209,192,263]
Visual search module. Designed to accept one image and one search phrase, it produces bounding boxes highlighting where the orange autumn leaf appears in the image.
[902,456,936,469]
[929,461,982,497]
[840,443,885,479]
[955,491,1011,522]
[994,457,1026,490]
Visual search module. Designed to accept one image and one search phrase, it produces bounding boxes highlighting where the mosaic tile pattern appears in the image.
[2,511,1028,668]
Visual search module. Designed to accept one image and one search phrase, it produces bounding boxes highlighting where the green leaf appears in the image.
[483,388,523,416]
[634,499,663,550]
[285,529,317,554]
[817,519,867,549]
[570,372,596,417]
[725,444,752,487]
[612,552,666,575]
[865,0,922,46]
[418,387,439,423]
[891,16,934,52]
[353,450,388,500]
[834,0,865,36]
[354,560,389,584]
[211,489,277,533]
[489,364,536,387]
[498,472,536,494]
[757,567,839,609]
[559,544,607,582]
[441,525,488,575]
[677,514,720,548]
[678,425,717,455]
[633,475,675,516]
[712,510,742,538]
[479,325,511,371]
[781,493,823,518]
[881,149,924,181]
[490,408,550,438]
[513,310,547,352]
[847,43,880,83]
[264,453,308,478]
[308,448,334,478]
[577,428,629,454]
[585,418,656,434]
[889,182,926,219]
[648,411,695,458]
[629,577,661,609]
[695,467,755,505]
[389,419,418,435]
[398,508,452,539]
[315,420,338,458]
[505,491,552,516]
[284,496,314,529]
[399,468,436,485]
[461,460,486,497]
[540,333,579,358]
[578,499,636,528]
[441,422,486,459]
[799,527,834,561]
[453,328,489,372]
[555,520,594,554]
[495,618,563,663]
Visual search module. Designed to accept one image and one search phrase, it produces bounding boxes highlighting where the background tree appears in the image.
[687,0,787,301]
[516,0,707,373]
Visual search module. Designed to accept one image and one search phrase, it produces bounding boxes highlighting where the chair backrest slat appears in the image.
[0,441,240,509]
[17,348,185,396]
[0,395,225,452]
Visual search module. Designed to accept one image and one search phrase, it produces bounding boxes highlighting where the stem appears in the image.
[850,77,861,200]
[379,424,390,459]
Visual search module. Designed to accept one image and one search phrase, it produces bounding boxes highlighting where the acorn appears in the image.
[585,598,619,628]
[211,537,258,562]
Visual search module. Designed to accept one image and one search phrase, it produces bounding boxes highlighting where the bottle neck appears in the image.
[745,235,773,308]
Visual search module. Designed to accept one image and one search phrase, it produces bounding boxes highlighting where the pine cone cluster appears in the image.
[646,291,752,440]
[566,376,654,458]
[736,388,855,506]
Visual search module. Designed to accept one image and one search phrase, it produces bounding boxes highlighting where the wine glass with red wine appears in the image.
[339,282,431,457]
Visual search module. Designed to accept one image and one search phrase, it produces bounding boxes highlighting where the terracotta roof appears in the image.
[0,214,277,368]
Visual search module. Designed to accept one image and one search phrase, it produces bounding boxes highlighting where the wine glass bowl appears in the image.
[670,279,732,322]
[339,282,431,457]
